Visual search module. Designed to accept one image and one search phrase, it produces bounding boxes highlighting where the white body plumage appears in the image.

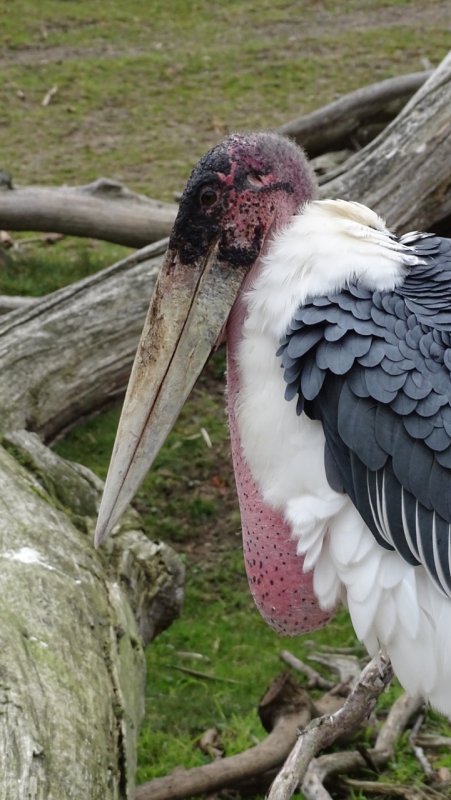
[234,199,451,715]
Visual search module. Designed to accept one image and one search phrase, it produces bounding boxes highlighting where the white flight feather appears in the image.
[235,198,451,717]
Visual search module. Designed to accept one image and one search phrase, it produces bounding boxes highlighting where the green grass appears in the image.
[0,239,127,296]
[3,1,451,797]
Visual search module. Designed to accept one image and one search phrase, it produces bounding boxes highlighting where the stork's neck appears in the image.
[226,294,334,634]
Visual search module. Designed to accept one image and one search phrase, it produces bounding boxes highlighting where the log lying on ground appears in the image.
[320,51,451,232]
[0,240,166,440]
[0,177,178,248]
[0,429,184,799]
[279,70,431,157]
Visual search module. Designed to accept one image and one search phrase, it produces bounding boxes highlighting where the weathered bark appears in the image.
[319,51,451,232]
[278,70,431,157]
[0,178,177,248]
[0,429,184,799]
[0,294,37,315]
[0,240,166,441]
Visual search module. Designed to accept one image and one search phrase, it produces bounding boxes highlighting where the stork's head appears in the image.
[95,133,316,545]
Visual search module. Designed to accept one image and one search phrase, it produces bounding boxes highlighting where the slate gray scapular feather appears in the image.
[279,233,451,598]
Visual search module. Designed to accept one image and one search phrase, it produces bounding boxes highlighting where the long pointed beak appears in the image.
[94,244,247,546]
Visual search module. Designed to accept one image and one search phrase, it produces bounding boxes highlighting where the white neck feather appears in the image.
[243,199,422,340]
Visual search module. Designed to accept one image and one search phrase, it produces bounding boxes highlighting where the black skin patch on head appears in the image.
[169,171,225,265]
[169,139,235,265]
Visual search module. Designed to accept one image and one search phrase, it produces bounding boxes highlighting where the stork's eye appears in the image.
[198,185,220,209]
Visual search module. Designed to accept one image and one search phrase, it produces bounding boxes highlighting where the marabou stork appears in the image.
[95,132,451,716]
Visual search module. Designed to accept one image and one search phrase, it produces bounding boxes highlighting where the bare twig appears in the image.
[409,712,433,776]
[307,652,362,685]
[415,734,451,748]
[300,693,423,800]
[266,653,393,800]
[278,70,431,156]
[165,664,239,684]
[375,693,424,753]
[342,778,432,799]
[280,650,334,690]
[42,85,58,107]
[176,651,211,662]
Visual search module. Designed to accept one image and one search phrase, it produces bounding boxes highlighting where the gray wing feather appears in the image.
[279,233,451,597]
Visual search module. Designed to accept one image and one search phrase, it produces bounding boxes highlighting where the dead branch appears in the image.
[0,240,166,440]
[320,51,451,233]
[0,177,177,248]
[0,68,446,250]
[0,295,37,315]
[307,651,362,686]
[279,70,431,157]
[340,778,430,799]
[300,692,423,800]
[266,653,394,800]
[409,712,433,777]
[280,650,334,690]
[134,659,398,800]
[0,57,449,440]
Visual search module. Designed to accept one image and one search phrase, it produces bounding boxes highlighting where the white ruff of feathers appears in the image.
[235,199,451,715]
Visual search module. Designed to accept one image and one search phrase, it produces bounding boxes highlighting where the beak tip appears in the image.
[94,512,113,549]
[93,525,106,549]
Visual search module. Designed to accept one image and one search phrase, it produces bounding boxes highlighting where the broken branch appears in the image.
[279,70,431,157]
[0,178,177,248]
[267,653,394,800]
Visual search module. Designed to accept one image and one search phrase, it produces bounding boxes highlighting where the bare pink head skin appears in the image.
[95,132,334,634]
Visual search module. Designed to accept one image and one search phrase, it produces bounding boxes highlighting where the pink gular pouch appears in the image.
[226,304,334,635]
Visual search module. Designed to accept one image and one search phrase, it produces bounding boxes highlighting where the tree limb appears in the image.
[0,240,166,440]
[0,69,442,248]
[0,178,177,248]
[0,59,449,440]
[136,673,316,800]
[279,70,431,157]
[320,51,451,232]
[301,693,423,800]
[266,653,394,800]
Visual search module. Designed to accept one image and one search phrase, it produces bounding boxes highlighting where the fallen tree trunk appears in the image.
[0,177,178,248]
[0,428,184,799]
[0,240,166,441]
[320,51,451,232]
[278,69,431,157]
